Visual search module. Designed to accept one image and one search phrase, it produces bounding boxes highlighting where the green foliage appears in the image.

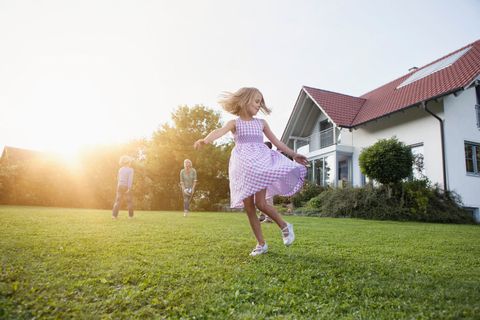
[145,105,231,210]
[359,137,414,185]
[289,181,325,208]
[0,105,232,211]
[401,179,473,223]
[303,181,475,224]
[1,206,479,319]
[0,141,146,209]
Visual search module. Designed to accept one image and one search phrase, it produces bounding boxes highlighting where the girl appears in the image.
[194,87,308,256]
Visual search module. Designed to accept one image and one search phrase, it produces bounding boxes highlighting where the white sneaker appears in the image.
[249,243,268,256]
[282,223,295,246]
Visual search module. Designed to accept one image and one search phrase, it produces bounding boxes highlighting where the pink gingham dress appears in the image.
[229,118,307,208]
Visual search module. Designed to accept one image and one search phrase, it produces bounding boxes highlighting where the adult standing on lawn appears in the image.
[180,159,197,217]
[112,155,135,219]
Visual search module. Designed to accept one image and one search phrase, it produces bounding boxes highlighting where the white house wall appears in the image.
[348,103,444,188]
[443,87,480,210]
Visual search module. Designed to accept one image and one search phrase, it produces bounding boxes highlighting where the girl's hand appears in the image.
[194,139,208,150]
[293,153,309,166]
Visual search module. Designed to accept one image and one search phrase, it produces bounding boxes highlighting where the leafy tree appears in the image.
[0,106,230,211]
[76,139,148,209]
[359,137,413,185]
[145,105,232,210]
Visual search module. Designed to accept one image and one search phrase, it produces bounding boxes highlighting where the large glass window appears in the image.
[465,142,480,175]
[410,144,425,180]
[314,158,324,186]
[307,160,313,182]
[324,155,335,186]
[312,155,334,186]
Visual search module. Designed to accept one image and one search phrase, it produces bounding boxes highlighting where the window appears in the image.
[476,104,480,129]
[318,120,334,148]
[313,155,334,186]
[307,161,313,182]
[410,144,425,180]
[476,86,480,129]
[465,142,480,175]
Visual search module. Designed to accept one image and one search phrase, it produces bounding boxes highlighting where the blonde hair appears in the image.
[119,155,133,166]
[218,87,271,116]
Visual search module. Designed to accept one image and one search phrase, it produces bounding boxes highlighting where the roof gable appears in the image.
[303,86,365,127]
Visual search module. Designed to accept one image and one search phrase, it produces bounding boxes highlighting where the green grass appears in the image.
[0,206,479,319]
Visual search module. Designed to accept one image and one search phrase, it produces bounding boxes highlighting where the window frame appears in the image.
[408,143,425,181]
[476,85,480,129]
[464,141,480,176]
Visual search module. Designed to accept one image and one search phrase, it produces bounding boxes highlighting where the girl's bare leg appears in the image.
[255,189,288,231]
[243,195,265,245]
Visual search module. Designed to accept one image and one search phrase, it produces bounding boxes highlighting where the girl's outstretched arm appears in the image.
[263,120,309,166]
[194,119,235,149]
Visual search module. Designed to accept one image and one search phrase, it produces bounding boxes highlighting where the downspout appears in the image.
[421,101,448,191]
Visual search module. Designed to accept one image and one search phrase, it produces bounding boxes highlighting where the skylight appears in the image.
[397,46,471,88]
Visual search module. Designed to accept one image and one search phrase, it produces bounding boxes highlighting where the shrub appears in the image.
[359,137,413,185]
[402,180,474,223]
[290,181,326,208]
[301,181,475,224]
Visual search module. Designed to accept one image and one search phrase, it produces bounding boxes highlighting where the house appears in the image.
[281,40,480,219]
[0,146,45,165]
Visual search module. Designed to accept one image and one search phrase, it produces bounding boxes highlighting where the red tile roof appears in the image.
[304,39,480,128]
[303,87,365,126]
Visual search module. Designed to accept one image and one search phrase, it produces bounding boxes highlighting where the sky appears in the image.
[1,0,479,157]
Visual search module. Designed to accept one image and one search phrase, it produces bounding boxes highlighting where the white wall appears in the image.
[348,103,444,188]
[443,87,480,210]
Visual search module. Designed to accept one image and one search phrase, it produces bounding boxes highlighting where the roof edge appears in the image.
[351,87,465,128]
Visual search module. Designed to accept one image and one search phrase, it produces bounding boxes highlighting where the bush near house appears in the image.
[288,181,325,208]
[298,180,475,224]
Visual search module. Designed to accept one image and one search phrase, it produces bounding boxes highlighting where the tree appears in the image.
[145,105,232,210]
[359,137,413,186]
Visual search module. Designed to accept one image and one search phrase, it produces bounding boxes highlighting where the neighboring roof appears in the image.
[1,146,44,164]
[302,39,480,128]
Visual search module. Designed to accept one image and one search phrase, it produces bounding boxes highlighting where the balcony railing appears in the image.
[291,127,338,154]
[309,128,337,149]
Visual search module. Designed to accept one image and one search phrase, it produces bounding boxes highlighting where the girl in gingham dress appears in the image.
[194,87,308,256]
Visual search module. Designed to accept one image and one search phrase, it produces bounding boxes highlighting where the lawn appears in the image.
[0,206,479,319]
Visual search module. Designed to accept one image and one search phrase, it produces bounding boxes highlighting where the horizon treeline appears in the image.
[0,105,233,211]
